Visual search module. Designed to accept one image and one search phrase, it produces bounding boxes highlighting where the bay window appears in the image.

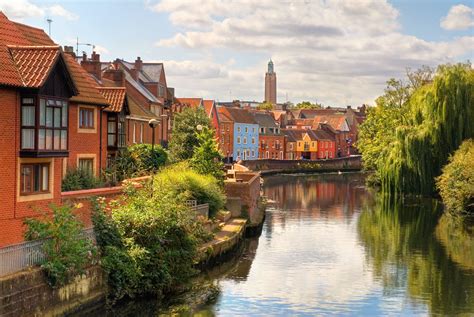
[21,96,68,155]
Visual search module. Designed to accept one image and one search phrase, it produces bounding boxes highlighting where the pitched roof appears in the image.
[127,95,156,120]
[221,107,257,124]
[12,21,53,46]
[283,129,318,141]
[202,99,214,117]
[312,115,349,131]
[116,61,160,103]
[178,98,203,108]
[252,112,279,132]
[8,45,61,87]
[271,110,286,121]
[98,87,126,112]
[141,63,163,82]
[313,129,335,141]
[217,107,233,123]
[63,53,109,106]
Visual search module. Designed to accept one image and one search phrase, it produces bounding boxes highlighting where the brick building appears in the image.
[264,60,277,104]
[252,111,285,159]
[217,107,234,162]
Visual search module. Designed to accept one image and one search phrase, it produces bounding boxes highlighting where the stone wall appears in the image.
[224,172,262,225]
[0,266,105,317]
[241,156,362,173]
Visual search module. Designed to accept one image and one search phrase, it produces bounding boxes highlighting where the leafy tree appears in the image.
[436,139,474,216]
[294,101,322,109]
[190,126,224,184]
[257,102,274,110]
[169,107,212,162]
[62,168,103,191]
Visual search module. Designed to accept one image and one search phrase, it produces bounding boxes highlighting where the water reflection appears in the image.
[77,173,474,316]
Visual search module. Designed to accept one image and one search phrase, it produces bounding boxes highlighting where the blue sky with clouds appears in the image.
[1,0,473,106]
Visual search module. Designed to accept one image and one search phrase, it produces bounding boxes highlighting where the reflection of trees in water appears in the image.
[357,194,474,315]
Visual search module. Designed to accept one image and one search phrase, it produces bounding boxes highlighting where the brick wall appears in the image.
[241,156,362,172]
[224,172,261,225]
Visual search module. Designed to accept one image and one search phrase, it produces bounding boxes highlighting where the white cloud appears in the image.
[0,0,79,21]
[47,4,78,21]
[93,45,109,55]
[441,4,474,30]
[152,0,473,106]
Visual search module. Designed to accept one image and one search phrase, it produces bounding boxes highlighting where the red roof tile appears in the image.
[178,98,202,108]
[98,87,126,112]
[8,45,60,87]
[12,22,55,46]
[312,115,349,131]
[202,99,214,117]
[63,53,109,106]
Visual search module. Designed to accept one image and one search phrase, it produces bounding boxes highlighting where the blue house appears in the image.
[222,107,259,161]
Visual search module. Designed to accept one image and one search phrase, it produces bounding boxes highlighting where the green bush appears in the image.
[190,126,224,185]
[155,163,226,218]
[436,139,474,216]
[92,182,210,302]
[106,144,168,182]
[62,168,103,191]
[24,204,96,287]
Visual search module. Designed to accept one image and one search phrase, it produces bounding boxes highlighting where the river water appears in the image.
[85,173,474,316]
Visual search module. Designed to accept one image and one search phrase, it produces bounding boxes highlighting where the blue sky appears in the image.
[1,0,473,106]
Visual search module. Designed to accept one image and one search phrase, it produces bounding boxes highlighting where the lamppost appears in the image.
[160,114,168,147]
[148,119,160,195]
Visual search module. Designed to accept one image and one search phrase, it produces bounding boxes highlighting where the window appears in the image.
[260,127,265,133]
[133,123,136,143]
[251,150,255,157]
[118,116,126,147]
[78,158,94,175]
[140,123,144,143]
[107,116,117,147]
[237,137,241,144]
[79,108,94,129]
[245,127,248,133]
[21,97,68,151]
[159,85,165,97]
[237,127,241,133]
[20,163,49,195]
[251,137,255,144]
[243,137,247,144]
[252,127,255,133]
[289,143,293,150]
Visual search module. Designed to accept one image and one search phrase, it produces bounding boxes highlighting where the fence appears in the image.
[0,228,95,277]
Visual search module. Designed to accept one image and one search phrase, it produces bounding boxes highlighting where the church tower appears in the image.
[265,59,277,104]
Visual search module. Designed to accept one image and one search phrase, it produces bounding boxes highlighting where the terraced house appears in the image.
[0,13,112,246]
[251,111,285,159]
[219,107,259,161]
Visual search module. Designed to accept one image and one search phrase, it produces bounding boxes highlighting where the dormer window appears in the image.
[21,96,68,157]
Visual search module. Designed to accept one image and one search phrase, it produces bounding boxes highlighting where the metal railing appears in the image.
[185,200,209,219]
[0,228,95,277]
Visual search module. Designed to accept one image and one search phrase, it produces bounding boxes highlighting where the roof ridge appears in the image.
[7,45,60,49]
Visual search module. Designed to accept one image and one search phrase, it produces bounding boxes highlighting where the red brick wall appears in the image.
[125,118,161,146]
[317,140,336,159]
[218,121,234,159]
[258,135,285,159]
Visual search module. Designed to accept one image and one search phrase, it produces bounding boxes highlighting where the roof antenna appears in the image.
[46,18,53,36]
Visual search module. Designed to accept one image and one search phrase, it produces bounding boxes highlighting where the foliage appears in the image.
[92,181,211,302]
[169,107,212,162]
[24,204,96,287]
[293,101,322,109]
[62,168,103,191]
[106,144,168,182]
[436,139,474,216]
[155,163,226,218]
[358,63,474,194]
[257,102,274,110]
[190,126,224,184]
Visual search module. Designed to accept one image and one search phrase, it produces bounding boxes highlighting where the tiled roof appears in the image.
[282,129,318,141]
[12,22,54,46]
[312,115,349,131]
[202,99,214,117]
[221,107,257,125]
[178,98,203,108]
[142,63,163,82]
[98,87,126,112]
[217,107,233,123]
[127,95,156,120]
[313,129,335,141]
[117,62,160,103]
[8,45,60,87]
[252,112,279,130]
[63,53,109,106]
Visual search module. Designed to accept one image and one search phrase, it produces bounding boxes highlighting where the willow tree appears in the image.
[378,63,474,195]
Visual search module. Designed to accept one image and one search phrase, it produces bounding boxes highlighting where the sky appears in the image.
[1,0,473,106]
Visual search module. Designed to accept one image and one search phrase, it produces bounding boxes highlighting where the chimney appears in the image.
[63,46,75,58]
[103,68,125,87]
[80,51,102,80]
[131,56,142,81]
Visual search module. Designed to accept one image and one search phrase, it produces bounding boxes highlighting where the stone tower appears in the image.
[265,59,277,104]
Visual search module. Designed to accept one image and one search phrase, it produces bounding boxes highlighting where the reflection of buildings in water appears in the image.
[263,174,367,228]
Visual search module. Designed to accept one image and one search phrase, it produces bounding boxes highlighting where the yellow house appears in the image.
[296,131,318,160]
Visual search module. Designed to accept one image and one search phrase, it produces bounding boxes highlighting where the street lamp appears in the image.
[160,114,168,147]
[196,124,203,131]
[148,119,160,195]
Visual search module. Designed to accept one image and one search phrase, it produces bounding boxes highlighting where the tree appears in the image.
[168,107,212,162]
[190,126,224,184]
[257,102,274,110]
[294,101,322,109]
[359,63,474,194]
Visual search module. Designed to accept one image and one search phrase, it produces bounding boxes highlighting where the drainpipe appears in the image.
[99,107,103,179]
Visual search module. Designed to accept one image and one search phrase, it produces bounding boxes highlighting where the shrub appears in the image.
[436,139,474,216]
[92,182,209,302]
[62,168,103,191]
[155,163,226,218]
[24,204,96,287]
[190,126,224,185]
[106,144,168,182]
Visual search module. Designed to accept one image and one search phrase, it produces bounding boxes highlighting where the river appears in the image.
[83,172,474,316]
